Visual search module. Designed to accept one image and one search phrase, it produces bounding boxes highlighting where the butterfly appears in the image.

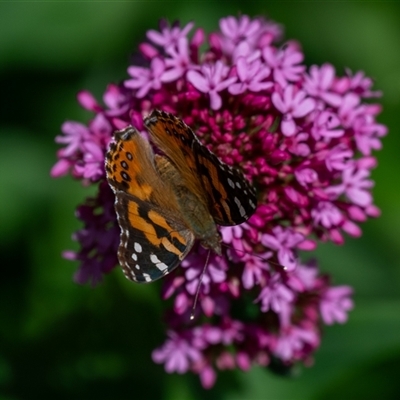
[105,110,257,283]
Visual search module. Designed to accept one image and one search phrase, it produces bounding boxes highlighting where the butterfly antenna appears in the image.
[190,249,211,321]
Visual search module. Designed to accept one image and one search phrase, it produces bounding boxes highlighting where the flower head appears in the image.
[52,14,386,388]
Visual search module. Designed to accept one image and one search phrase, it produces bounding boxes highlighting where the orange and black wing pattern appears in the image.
[105,126,195,282]
[144,110,257,226]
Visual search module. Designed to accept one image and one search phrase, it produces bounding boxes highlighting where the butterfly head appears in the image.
[199,229,222,256]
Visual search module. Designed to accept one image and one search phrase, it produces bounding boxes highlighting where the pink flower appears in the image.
[242,253,271,289]
[261,227,312,271]
[219,15,265,56]
[161,37,192,82]
[353,111,388,156]
[125,57,165,98]
[311,201,343,229]
[256,274,295,326]
[228,57,272,94]
[327,166,374,207]
[323,143,353,171]
[311,111,344,141]
[263,42,305,87]
[304,63,342,107]
[273,325,320,361]
[320,286,354,324]
[152,331,203,373]
[187,61,237,109]
[54,121,89,158]
[147,20,194,51]
[272,85,316,136]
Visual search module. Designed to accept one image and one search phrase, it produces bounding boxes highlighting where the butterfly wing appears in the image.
[114,191,194,282]
[193,140,257,225]
[144,110,208,210]
[144,110,257,226]
[105,126,195,282]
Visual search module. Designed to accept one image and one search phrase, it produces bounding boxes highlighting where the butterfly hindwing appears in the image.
[193,140,257,225]
[114,191,195,282]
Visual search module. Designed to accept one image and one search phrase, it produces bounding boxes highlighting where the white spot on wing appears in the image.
[227,178,235,188]
[122,231,129,249]
[134,242,142,253]
[142,273,152,282]
[150,254,169,272]
[131,253,138,261]
[234,196,246,217]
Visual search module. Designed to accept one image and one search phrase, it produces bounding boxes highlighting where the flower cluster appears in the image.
[51,15,386,388]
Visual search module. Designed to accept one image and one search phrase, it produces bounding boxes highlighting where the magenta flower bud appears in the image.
[270,149,290,164]
[139,42,159,59]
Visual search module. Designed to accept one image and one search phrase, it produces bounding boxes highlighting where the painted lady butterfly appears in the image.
[105,110,257,283]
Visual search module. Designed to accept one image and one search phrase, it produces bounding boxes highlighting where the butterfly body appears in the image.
[105,110,257,283]
[154,153,221,255]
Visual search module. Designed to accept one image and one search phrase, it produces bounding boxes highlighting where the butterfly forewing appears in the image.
[145,110,257,226]
[144,110,208,210]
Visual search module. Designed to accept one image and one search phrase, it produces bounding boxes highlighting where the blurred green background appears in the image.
[1,1,399,399]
